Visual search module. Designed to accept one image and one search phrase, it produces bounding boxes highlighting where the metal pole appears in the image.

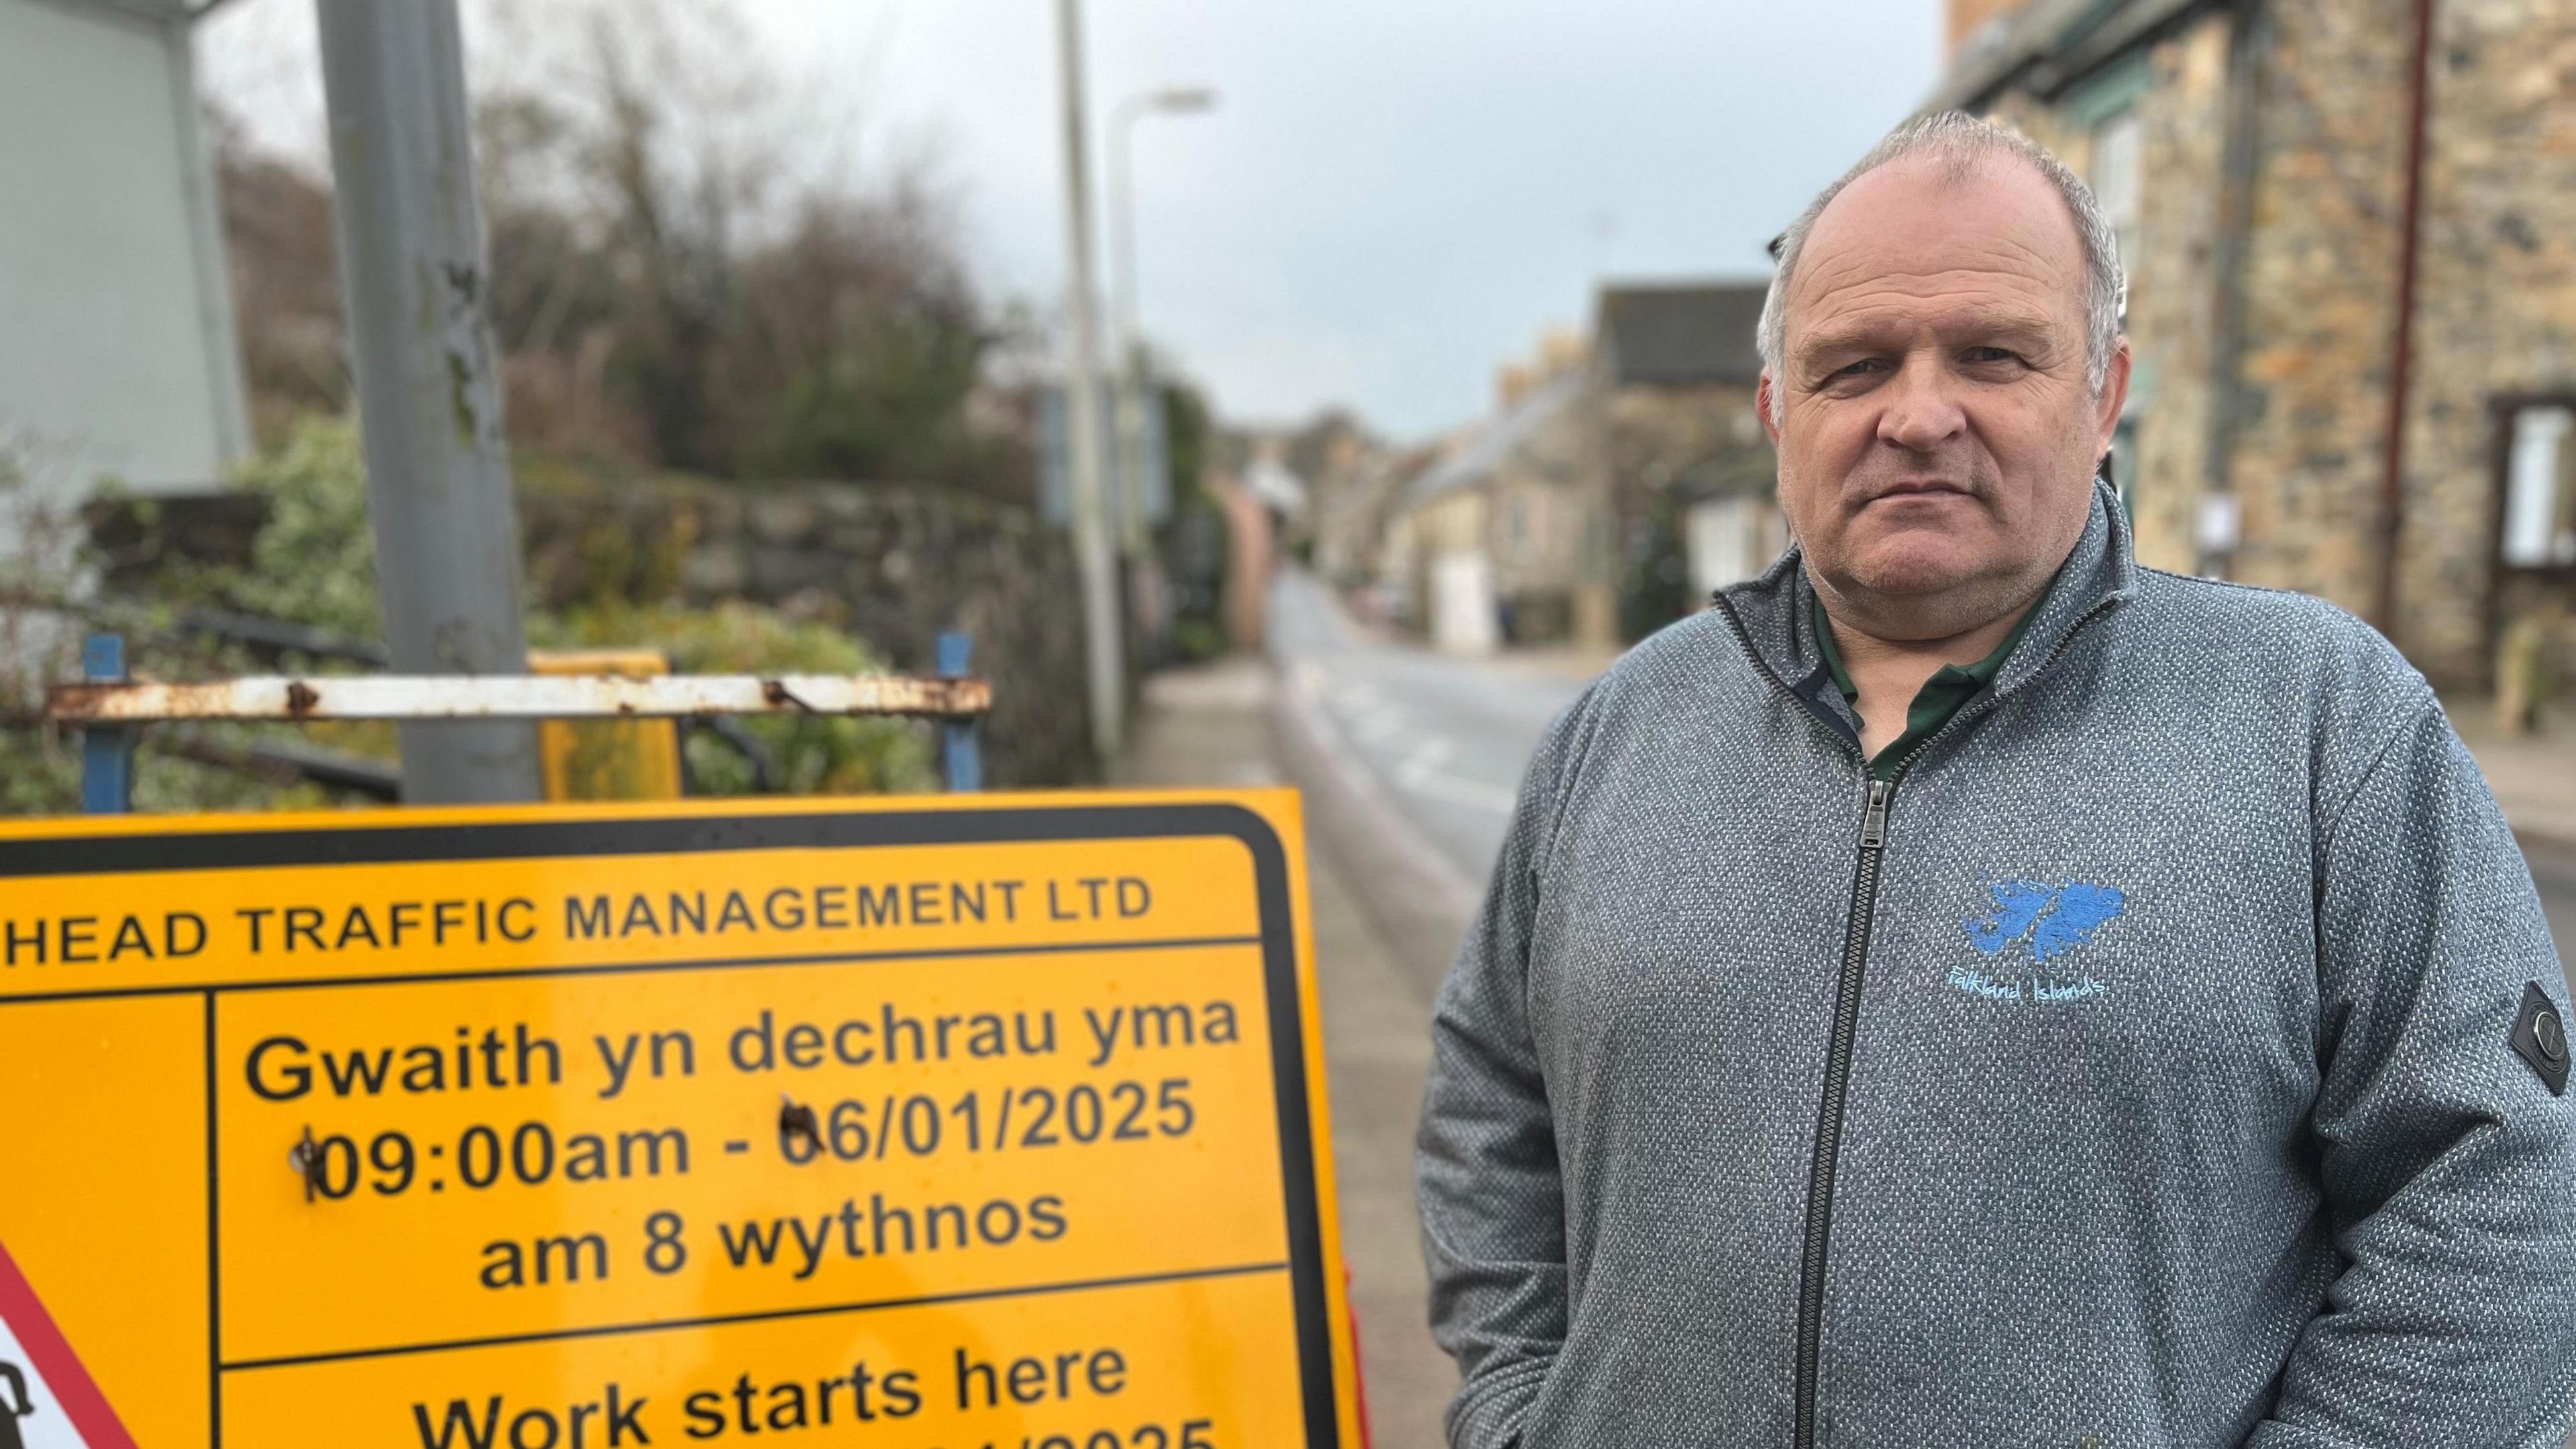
[937,631,984,792]
[1108,99,1148,559]
[315,0,543,803]
[79,634,133,814]
[2371,0,2437,633]
[1056,0,1125,757]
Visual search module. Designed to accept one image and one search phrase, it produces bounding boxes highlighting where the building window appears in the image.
[2195,494,2240,579]
[2502,400,2576,569]
[1505,493,1534,557]
[2092,108,2142,316]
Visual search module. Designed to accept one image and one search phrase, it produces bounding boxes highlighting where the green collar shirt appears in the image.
[1813,596,2037,779]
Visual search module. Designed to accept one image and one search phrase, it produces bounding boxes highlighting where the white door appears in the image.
[1687,497,1758,599]
[1430,551,1500,655]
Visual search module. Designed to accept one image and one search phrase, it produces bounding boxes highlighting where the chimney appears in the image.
[1946,0,2033,63]
[1538,326,1589,378]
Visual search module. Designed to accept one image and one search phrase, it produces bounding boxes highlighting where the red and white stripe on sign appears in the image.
[0,1238,135,1449]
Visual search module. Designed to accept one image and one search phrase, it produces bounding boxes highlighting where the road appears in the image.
[1270,570,1586,894]
[1269,565,2576,989]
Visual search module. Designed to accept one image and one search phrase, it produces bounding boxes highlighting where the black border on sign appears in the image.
[0,803,1338,1448]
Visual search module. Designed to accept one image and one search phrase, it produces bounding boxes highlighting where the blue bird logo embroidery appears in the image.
[1954,879,2125,1002]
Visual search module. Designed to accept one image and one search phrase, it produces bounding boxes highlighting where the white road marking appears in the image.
[1397,770,1519,814]
[1273,656,1481,917]
[1352,706,1410,745]
[1397,737,1454,777]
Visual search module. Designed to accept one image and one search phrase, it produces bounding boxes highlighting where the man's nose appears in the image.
[1874,356,1967,453]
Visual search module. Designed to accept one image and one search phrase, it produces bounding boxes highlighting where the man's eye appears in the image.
[1963,346,2021,364]
[1827,359,1882,380]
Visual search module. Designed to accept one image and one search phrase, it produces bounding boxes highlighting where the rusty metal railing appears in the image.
[48,673,991,724]
[50,630,990,811]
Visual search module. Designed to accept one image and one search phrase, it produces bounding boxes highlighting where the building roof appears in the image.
[27,0,204,26]
[1927,0,2206,113]
[1595,282,1769,388]
[1403,369,1587,510]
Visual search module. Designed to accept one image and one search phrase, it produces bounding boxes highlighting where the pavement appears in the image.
[1108,655,1459,1449]
[1114,570,2576,1446]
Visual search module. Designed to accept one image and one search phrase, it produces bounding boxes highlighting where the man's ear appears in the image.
[2094,337,2133,451]
[1758,373,1782,443]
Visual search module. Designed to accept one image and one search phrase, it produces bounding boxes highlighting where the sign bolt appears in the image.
[778,1097,820,1153]
[287,1126,325,1203]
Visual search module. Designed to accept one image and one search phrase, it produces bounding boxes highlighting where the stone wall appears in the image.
[1977,0,2576,688]
[2399,0,2576,678]
[1980,15,2235,578]
[2228,0,2576,682]
[2225,0,2417,627]
[515,473,1093,787]
[1593,382,1770,515]
[1587,379,1773,640]
[91,474,1097,788]
[2124,14,2235,579]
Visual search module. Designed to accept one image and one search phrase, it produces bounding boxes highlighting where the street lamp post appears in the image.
[1054,0,1123,758]
[315,0,542,803]
[1106,87,1216,558]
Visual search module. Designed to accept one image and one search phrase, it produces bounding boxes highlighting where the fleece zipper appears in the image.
[1711,586,2123,1449]
[1792,776,1892,1449]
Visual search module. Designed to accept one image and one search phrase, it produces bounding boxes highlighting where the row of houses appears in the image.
[1311,282,1784,654]
[1321,0,2576,698]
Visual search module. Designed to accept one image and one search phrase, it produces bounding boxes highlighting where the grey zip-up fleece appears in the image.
[1415,484,2576,1446]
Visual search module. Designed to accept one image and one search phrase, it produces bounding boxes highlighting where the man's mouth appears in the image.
[1862,479,1974,505]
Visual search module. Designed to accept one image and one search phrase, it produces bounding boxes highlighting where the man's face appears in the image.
[1760,154,2129,637]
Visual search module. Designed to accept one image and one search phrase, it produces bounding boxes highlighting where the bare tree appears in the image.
[221,0,1016,488]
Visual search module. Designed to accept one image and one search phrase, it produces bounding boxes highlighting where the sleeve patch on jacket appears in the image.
[2512,981,2569,1097]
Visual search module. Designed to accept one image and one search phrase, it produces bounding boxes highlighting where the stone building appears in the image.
[1935,0,2576,689]
[1380,286,1784,652]
[1308,440,1437,621]
[1391,358,1593,654]
[1588,282,1784,640]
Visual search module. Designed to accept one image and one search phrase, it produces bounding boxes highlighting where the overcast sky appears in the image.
[199,0,1942,440]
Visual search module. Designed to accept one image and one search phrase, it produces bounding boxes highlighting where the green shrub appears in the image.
[0,416,932,814]
[530,601,934,796]
[159,418,382,639]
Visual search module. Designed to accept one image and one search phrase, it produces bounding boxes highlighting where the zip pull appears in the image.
[1859,779,1891,849]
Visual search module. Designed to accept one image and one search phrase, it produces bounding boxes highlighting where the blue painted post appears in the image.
[80,633,134,814]
[936,631,983,793]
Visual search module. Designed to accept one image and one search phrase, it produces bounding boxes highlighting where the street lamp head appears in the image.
[1150,87,1218,114]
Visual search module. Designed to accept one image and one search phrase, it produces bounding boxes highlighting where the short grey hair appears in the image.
[1756,111,2125,397]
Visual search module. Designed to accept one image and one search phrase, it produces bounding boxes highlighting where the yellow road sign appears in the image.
[527,649,684,802]
[0,792,1360,1448]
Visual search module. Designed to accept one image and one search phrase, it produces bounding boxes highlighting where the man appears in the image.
[1415,111,2576,1446]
